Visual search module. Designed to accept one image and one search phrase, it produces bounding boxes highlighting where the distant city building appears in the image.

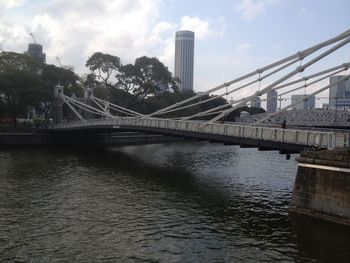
[291,94,315,110]
[250,96,261,108]
[308,95,316,109]
[26,43,46,63]
[266,90,277,112]
[174,30,194,92]
[329,76,350,110]
[322,103,329,110]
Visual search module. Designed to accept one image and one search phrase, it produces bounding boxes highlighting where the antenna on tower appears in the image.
[29,32,37,44]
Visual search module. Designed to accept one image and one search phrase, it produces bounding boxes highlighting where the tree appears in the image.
[0,69,45,126]
[116,56,178,106]
[81,73,98,88]
[0,52,46,126]
[86,52,120,88]
[134,56,178,96]
[115,63,141,93]
[0,52,41,73]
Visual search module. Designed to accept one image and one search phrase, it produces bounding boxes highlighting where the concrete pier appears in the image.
[290,149,350,226]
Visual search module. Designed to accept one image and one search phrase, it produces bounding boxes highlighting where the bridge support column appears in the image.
[52,84,64,124]
[290,149,350,226]
[83,87,94,119]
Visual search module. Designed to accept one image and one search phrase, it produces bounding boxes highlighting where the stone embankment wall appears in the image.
[290,149,350,226]
[0,131,52,145]
[0,130,183,146]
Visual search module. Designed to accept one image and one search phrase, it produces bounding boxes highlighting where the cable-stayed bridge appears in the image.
[49,29,350,152]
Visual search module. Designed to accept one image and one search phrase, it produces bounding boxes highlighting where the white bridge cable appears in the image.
[91,95,146,117]
[150,57,301,117]
[89,96,107,111]
[61,94,115,118]
[60,95,86,122]
[63,97,108,117]
[255,74,349,124]
[151,62,348,120]
[148,29,350,117]
[272,63,350,91]
[260,67,346,103]
[179,60,308,120]
[204,35,350,126]
[90,96,136,117]
[155,57,301,117]
[89,96,136,117]
[181,102,237,120]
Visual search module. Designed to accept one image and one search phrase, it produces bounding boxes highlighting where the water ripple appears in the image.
[1,144,350,262]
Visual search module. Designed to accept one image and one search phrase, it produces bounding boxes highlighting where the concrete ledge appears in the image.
[289,206,350,227]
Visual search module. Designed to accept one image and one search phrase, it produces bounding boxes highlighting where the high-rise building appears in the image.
[329,76,350,109]
[308,95,316,109]
[266,90,277,112]
[174,30,194,92]
[291,94,315,110]
[27,43,46,63]
[250,96,261,108]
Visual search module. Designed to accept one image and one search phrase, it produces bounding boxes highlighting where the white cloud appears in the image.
[180,16,211,39]
[0,0,25,10]
[0,0,225,78]
[179,15,226,39]
[236,0,265,20]
[153,21,177,35]
[236,0,281,20]
[237,43,251,53]
[0,0,178,72]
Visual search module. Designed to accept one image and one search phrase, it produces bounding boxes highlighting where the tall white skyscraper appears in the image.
[174,30,194,92]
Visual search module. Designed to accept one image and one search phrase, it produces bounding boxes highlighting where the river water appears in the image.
[0,142,350,262]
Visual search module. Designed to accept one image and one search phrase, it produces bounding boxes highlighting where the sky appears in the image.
[0,0,349,107]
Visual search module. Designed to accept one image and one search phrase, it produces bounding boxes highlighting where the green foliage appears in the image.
[0,52,41,73]
[0,69,45,126]
[86,52,120,88]
[0,52,83,125]
[116,56,178,101]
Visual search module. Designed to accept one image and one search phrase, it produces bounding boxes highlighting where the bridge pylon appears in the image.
[52,84,64,124]
[83,87,95,119]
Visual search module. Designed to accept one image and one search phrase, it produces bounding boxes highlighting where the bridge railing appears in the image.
[50,117,350,149]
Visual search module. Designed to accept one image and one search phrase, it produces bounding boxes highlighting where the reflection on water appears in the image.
[0,142,350,262]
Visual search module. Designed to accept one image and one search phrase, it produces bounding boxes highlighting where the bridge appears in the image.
[51,117,349,152]
[49,29,350,153]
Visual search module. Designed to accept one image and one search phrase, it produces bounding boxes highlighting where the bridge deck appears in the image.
[50,118,350,150]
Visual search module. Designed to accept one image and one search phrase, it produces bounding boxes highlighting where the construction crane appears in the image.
[29,32,37,44]
[56,56,63,68]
